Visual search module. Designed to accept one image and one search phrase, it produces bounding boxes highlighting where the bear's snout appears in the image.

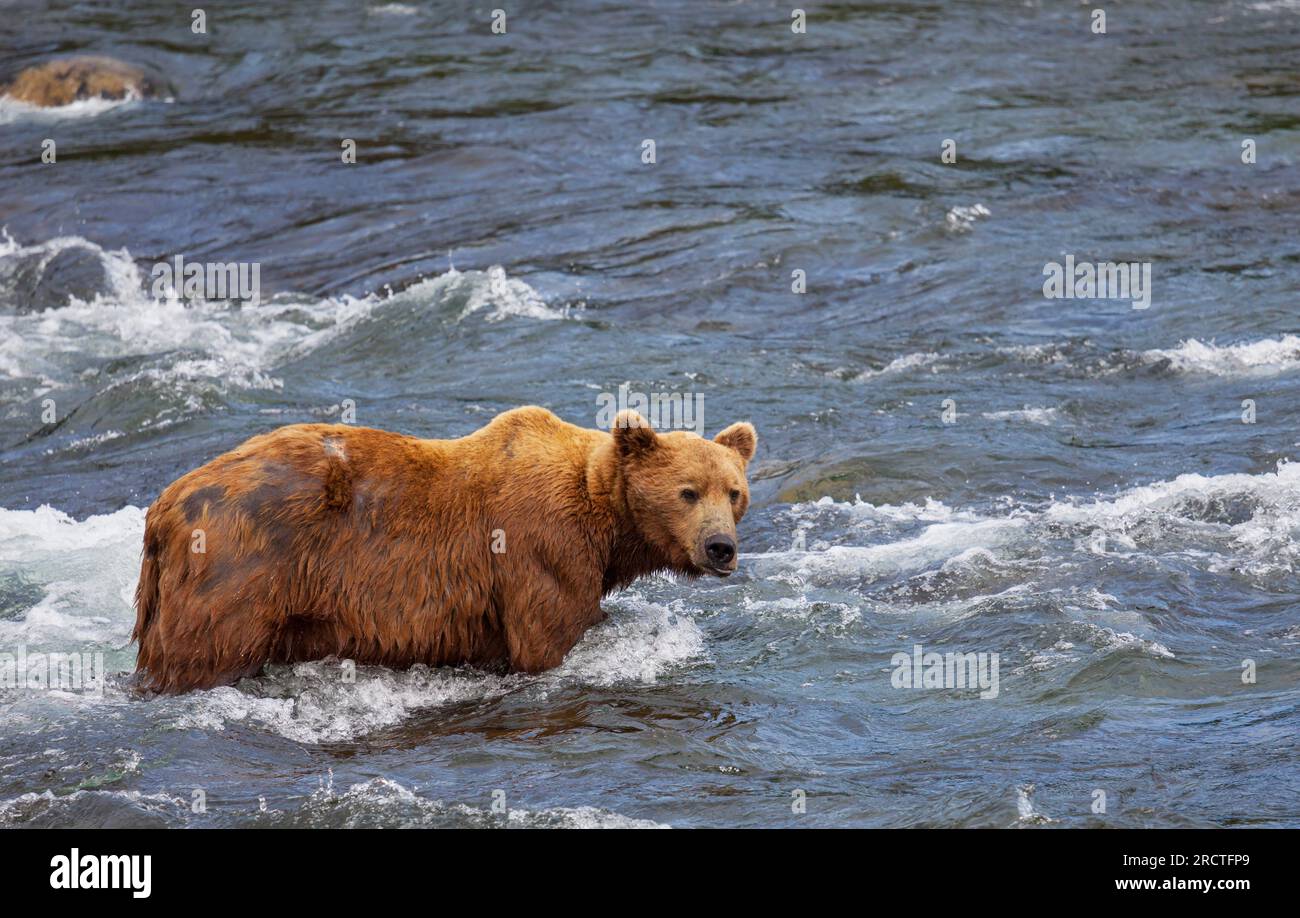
[703,533,737,574]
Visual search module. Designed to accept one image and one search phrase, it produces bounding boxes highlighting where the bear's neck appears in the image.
[585,440,683,596]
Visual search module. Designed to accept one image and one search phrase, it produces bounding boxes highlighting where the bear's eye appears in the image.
[680,488,698,503]
[730,489,741,502]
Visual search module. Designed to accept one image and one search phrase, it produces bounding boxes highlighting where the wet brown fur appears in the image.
[2,56,168,107]
[133,406,757,694]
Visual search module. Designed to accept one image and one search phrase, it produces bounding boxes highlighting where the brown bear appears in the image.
[2,56,172,107]
[133,406,757,694]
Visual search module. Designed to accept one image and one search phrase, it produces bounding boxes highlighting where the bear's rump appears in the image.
[152,431,507,678]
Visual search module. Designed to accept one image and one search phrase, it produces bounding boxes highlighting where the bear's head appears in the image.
[612,409,757,578]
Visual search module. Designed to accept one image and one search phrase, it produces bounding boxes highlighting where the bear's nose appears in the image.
[704,534,736,567]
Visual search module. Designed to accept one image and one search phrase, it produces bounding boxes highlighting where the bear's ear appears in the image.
[613,409,658,459]
[714,422,757,463]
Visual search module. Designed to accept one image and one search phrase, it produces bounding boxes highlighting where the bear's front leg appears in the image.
[500,566,604,674]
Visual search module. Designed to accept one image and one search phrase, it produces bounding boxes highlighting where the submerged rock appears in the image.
[0,243,110,313]
[1,56,173,107]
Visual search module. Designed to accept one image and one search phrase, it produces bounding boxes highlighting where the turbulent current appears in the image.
[0,0,1297,827]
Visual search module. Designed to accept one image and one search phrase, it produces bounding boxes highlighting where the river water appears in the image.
[1,0,1297,827]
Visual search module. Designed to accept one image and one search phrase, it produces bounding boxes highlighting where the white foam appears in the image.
[789,495,980,527]
[524,807,667,829]
[553,595,706,687]
[1245,0,1300,11]
[171,663,509,744]
[0,233,567,399]
[997,342,1071,365]
[303,776,668,828]
[454,264,574,322]
[0,788,188,826]
[0,505,143,650]
[0,92,149,124]
[1015,784,1053,825]
[739,595,862,628]
[981,406,1058,425]
[170,596,705,743]
[892,583,1033,627]
[944,203,991,233]
[1140,335,1300,376]
[1016,640,1079,674]
[778,462,1300,592]
[55,430,126,453]
[1088,626,1174,659]
[1045,462,1299,522]
[0,503,144,557]
[1045,461,1300,574]
[854,351,944,381]
[751,518,1028,583]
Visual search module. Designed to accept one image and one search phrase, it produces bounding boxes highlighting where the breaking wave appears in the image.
[0,232,573,439]
[1138,335,1300,377]
[853,351,945,381]
[762,461,1300,590]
